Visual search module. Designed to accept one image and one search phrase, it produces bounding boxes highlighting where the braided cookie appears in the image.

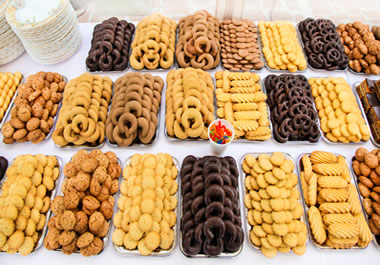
[220,19,263,71]
[165,67,215,139]
[52,73,111,147]
[105,73,163,146]
[300,151,371,248]
[215,71,270,141]
[130,13,176,70]
[309,77,370,143]
[242,153,307,257]
[258,21,306,72]
[176,10,220,70]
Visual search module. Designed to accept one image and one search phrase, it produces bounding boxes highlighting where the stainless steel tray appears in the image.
[296,21,347,72]
[220,21,264,72]
[352,81,380,148]
[262,74,321,144]
[309,77,370,145]
[179,156,244,257]
[49,156,122,255]
[240,152,308,253]
[350,157,380,249]
[164,75,217,141]
[296,152,369,250]
[0,155,63,255]
[112,154,179,256]
[258,22,307,73]
[0,74,23,129]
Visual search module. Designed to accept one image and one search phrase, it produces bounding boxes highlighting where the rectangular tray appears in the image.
[240,152,308,253]
[0,155,63,255]
[309,77,370,145]
[179,156,244,258]
[295,22,347,72]
[164,76,217,141]
[0,74,24,129]
[50,157,123,255]
[112,154,179,256]
[258,22,306,73]
[262,75,321,144]
[353,81,380,148]
[350,157,380,248]
[296,152,369,250]
[220,21,264,72]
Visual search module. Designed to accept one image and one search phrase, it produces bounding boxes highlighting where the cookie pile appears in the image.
[180,155,243,256]
[309,77,370,143]
[337,22,380,74]
[265,74,320,143]
[258,21,307,72]
[298,18,348,70]
[215,71,270,140]
[352,147,380,241]
[165,68,215,140]
[44,149,121,256]
[1,72,65,144]
[0,156,7,181]
[112,153,178,255]
[86,17,135,72]
[0,0,24,65]
[243,153,307,257]
[220,19,263,71]
[0,154,60,255]
[0,71,22,122]
[300,151,372,248]
[130,13,176,70]
[52,73,112,147]
[106,73,163,146]
[176,10,220,70]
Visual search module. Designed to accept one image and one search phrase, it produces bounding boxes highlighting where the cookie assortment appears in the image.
[220,19,264,71]
[52,73,112,147]
[309,77,370,143]
[298,18,348,70]
[242,153,307,257]
[176,10,220,70]
[258,21,307,72]
[106,73,163,146]
[130,13,176,70]
[0,154,60,255]
[337,22,380,74]
[86,17,135,72]
[0,71,22,123]
[1,72,65,144]
[112,153,178,255]
[44,149,121,256]
[215,71,271,140]
[180,155,243,256]
[265,74,320,143]
[165,67,215,140]
[352,147,380,243]
[300,151,372,248]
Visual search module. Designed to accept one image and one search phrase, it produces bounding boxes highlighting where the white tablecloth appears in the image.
[0,23,379,265]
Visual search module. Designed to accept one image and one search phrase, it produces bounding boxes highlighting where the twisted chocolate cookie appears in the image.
[180,155,243,256]
[299,18,348,70]
[105,73,163,146]
[265,74,320,143]
[86,17,135,72]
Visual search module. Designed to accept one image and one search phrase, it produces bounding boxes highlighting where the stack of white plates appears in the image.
[6,0,81,64]
[0,0,24,65]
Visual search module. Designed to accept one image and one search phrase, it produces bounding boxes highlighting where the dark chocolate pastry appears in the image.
[86,17,135,72]
[298,18,348,70]
[0,156,8,181]
[265,74,320,143]
[180,155,243,256]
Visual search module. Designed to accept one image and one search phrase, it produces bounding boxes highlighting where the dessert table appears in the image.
[0,23,378,265]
